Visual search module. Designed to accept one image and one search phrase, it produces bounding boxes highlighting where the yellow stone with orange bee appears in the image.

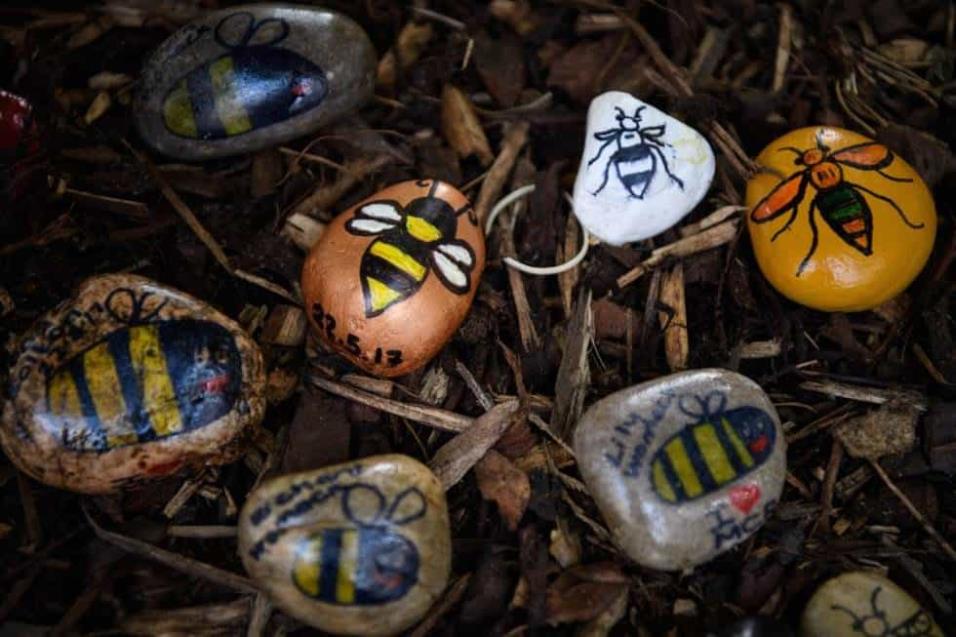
[745,127,936,312]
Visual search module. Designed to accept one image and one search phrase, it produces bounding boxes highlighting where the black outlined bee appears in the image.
[163,11,328,140]
[291,484,425,605]
[831,586,939,636]
[44,288,241,452]
[750,132,924,276]
[345,180,476,317]
[650,392,776,504]
[587,105,684,198]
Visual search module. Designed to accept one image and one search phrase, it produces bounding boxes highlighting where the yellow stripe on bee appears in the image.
[721,417,754,468]
[664,437,703,498]
[336,529,358,604]
[209,56,253,136]
[83,341,136,447]
[367,277,404,314]
[128,325,183,437]
[693,424,736,486]
[370,242,426,280]
[48,370,82,417]
[163,80,198,138]
[293,536,322,597]
[406,216,442,242]
[652,459,677,502]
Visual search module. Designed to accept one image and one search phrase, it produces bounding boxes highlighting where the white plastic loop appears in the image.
[485,184,590,276]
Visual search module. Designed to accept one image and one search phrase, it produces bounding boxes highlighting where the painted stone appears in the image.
[573,369,786,571]
[301,179,485,377]
[134,4,376,160]
[746,127,937,312]
[0,90,41,201]
[0,274,266,494]
[238,454,451,636]
[801,571,943,637]
[572,91,715,245]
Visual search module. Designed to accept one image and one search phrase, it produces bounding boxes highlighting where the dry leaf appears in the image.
[475,31,526,107]
[834,401,919,460]
[545,562,629,626]
[377,21,434,90]
[441,84,494,166]
[475,449,531,531]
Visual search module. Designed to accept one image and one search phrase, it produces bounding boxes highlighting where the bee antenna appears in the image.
[634,105,646,121]
[614,106,626,120]
[427,179,441,198]
[778,146,803,156]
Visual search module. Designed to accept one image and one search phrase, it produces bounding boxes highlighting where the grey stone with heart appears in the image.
[573,369,786,571]
[572,92,715,245]
[135,4,376,160]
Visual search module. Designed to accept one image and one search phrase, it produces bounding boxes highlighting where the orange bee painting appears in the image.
[750,135,925,276]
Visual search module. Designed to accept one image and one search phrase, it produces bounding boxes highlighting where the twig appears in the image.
[817,438,843,535]
[429,400,522,489]
[475,121,530,227]
[167,525,239,539]
[246,593,273,637]
[309,373,473,432]
[84,506,259,594]
[617,219,740,288]
[869,459,956,561]
[798,380,928,411]
[772,4,793,92]
[409,574,473,637]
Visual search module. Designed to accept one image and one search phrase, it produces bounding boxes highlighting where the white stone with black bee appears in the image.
[572,92,716,245]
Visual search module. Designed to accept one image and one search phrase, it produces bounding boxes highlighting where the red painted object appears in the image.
[0,89,41,200]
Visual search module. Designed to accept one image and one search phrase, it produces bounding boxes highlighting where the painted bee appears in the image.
[751,132,924,276]
[651,392,776,504]
[163,11,328,140]
[831,586,939,637]
[345,180,476,318]
[587,105,684,199]
[44,320,241,451]
[292,484,425,605]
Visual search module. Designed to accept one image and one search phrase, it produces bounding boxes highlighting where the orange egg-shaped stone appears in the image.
[302,179,485,377]
[746,126,936,312]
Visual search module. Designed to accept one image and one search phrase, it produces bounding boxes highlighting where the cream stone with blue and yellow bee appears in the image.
[238,454,451,636]
[302,179,485,377]
[801,571,943,637]
[135,4,375,160]
[0,274,265,494]
[573,369,786,571]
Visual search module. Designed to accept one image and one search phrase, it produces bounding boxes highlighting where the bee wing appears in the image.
[431,240,475,293]
[386,487,427,525]
[345,200,402,236]
[641,125,666,139]
[750,172,808,222]
[341,484,386,525]
[831,142,893,170]
[593,129,620,141]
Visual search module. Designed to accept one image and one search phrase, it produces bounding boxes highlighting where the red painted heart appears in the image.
[729,484,761,514]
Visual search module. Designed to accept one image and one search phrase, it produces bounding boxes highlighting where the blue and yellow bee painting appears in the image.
[43,320,241,452]
[650,392,776,504]
[163,11,328,140]
[292,484,426,605]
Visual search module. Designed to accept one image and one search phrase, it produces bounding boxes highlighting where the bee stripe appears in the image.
[663,437,704,498]
[652,459,677,502]
[48,369,82,419]
[82,342,137,448]
[319,529,345,602]
[369,242,427,280]
[293,535,322,597]
[185,65,227,140]
[129,325,183,438]
[336,529,358,604]
[720,418,754,468]
[367,277,405,314]
[163,80,198,138]
[406,216,442,242]
[68,365,109,450]
[693,424,736,486]
[107,331,153,442]
[209,56,253,137]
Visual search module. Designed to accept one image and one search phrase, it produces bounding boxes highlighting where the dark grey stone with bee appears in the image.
[135,4,376,160]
